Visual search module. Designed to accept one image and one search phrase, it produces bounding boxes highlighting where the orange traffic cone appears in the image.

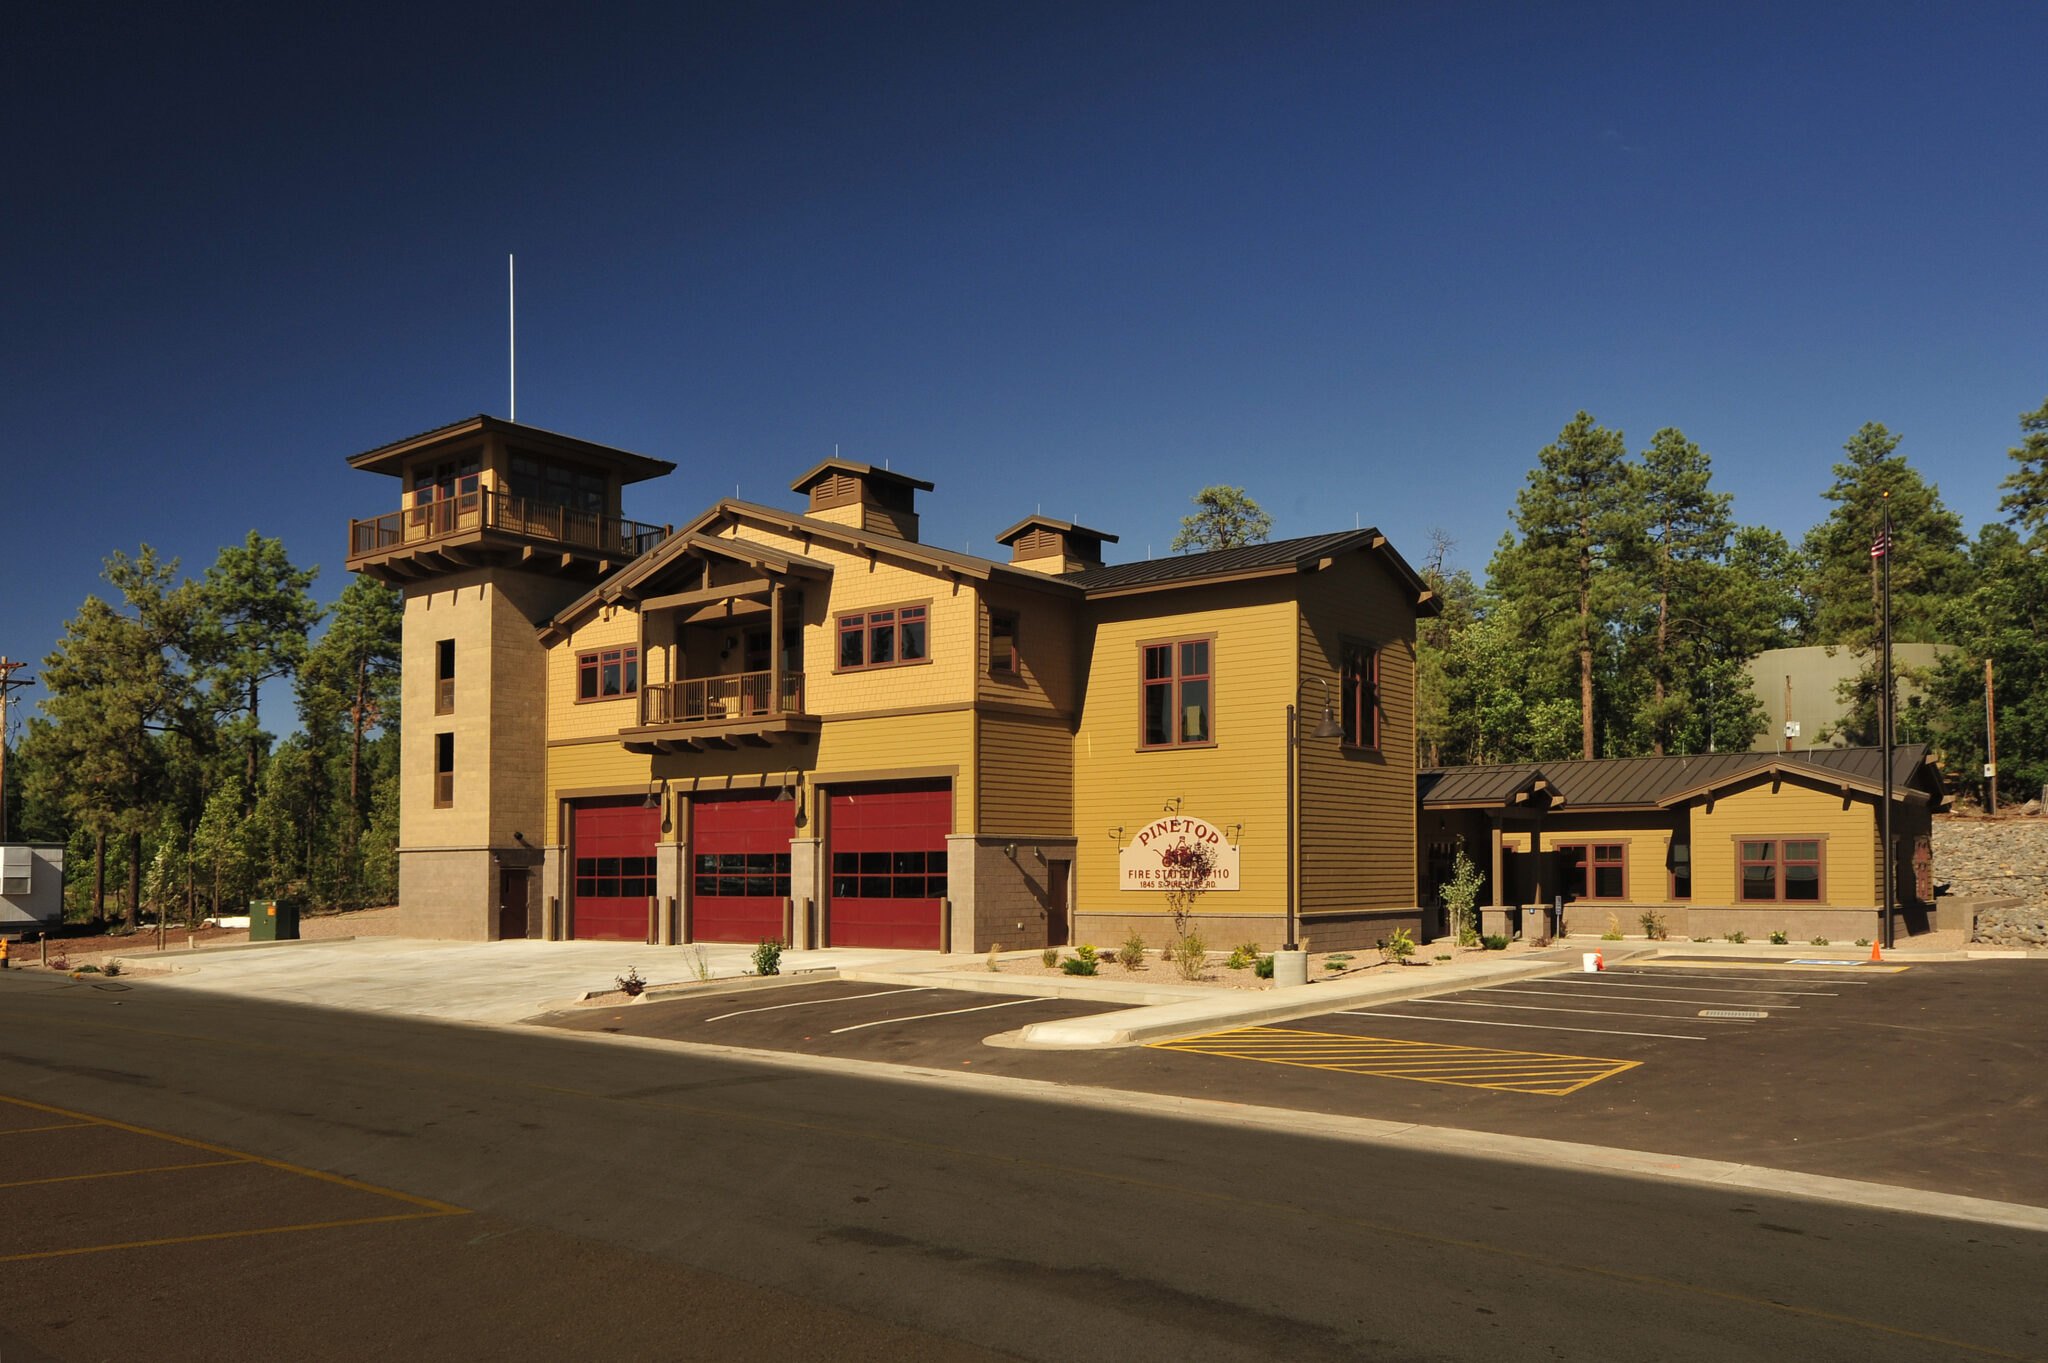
[1594,951,1605,971]
[1868,939,1882,963]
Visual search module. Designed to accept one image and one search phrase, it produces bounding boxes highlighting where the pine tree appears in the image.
[1493,412,1636,760]
[1801,422,1965,648]
[1996,396,2048,537]
[1171,486,1272,553]
[1631,428,1735,755]
[191,532,324,796]
[297,576,401,872]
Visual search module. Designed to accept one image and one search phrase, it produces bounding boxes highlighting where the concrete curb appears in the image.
[839,967,1220,1007]
[102,936,358,967]
[544,1022,2048,1234]
[1008,956,1574,1047]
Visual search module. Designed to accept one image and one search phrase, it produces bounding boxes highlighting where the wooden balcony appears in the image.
[347,490,669,583]
[619,670,819,753]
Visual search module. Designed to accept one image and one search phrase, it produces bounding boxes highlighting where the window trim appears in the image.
[1339,637,1382,751]
[1731,834,1829,904]
[1136,633,1218,751]
[834,599,935,673]
[1554,840,1629,900]
[575,645,641,703]
[988,609,1021,679]
[433,732,454,809]
[1667,836,1692,901]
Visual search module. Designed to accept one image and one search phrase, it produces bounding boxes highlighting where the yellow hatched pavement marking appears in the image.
[1150,1027,1641,1096]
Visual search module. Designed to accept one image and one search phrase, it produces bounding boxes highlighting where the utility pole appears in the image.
[1985,657,1999,816]
[1783,674,1794,753]
[0,656,35,843]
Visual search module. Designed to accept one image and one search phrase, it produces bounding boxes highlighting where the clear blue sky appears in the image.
[6,2,2044,726]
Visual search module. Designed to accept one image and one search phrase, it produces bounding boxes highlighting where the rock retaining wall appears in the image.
[1932,815,2048,945]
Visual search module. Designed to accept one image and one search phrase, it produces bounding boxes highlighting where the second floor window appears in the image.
[838,605,928,669]
[433,732,454,808]
[435,639,455,715]
[1340,642,1380,749]
[577,646,640,701]
[989,612,1019,676]
[1142,638,1212,747]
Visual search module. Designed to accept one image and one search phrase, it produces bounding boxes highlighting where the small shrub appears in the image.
[1173,934,1207,982]
[1434,953,1453,962]
[1854,937,1870,947]
[1254,954,1275,979]
[1724,930,1747,944]
[101,959,124,977]
[1041,946,1059,968]
[1061,943,1100,976]
[751,939,783,977]
[49,955,70,972]
[615,966,646,997]
[986,946,1002,972]
[1481,934,1509,951]
[1378,928,1416,965]
[1117,933,1147,971]
[75,963,101,975]
[1225,941,1261,970]
[1601,913,1623,942]
[1323,957,1349,972]
[1638,910,1668,941]
[689,945,712,982]
[1810,936,1830,946]
[1768,931,1788,945]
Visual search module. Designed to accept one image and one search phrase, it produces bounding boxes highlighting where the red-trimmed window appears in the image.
[838,605,928,669]
[990,612,1019,676]
[577,646,640,701]
[1340,642,1380,749]
[1740,840,1822,901]
[1142,639,1212,747]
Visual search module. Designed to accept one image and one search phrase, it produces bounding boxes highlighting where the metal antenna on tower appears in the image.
[508,254,516,421]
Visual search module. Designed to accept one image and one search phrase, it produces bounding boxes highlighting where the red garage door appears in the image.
[690,792,794,943]
[571,800,660,942]
[828,780,951,950]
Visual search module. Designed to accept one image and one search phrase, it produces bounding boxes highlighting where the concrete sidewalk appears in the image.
[99,937,917,1026]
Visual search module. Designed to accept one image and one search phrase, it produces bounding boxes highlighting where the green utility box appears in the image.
[248,898,299,941]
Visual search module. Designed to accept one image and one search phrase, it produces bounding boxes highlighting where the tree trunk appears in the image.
[347,648,366,863]
[92,831,106,928]
[1579,536,1595,761]
[125,831,141,930]
[246,680,261,798]
[1653,543,1670,757]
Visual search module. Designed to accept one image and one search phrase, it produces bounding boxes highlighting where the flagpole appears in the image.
[1880,492,1894,950]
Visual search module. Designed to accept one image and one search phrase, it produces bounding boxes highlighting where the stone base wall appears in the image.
[951,835,1076,953]
[1932,815,2048,913]
[398,849,494,940]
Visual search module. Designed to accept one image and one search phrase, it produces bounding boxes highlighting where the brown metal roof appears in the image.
[1417,745,1937,809]
[346,415,677,483]
[1057,528,1438,613]
[994,515,1120,547]
[788,458,935,494]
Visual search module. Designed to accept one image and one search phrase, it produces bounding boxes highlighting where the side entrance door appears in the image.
[1045,859,1070,947]
[827,780,951,950]
[570,800,659,941]
[497,869,530,940]
[689,792,794,943]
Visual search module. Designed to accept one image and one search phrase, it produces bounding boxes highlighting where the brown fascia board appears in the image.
[347,415,677,483]
[788,458,935,494]
[538,530,832,641]
[1653,760,1890,809]
[994,515,1121,546]
[1364,532,1442,617]
[684,500,1086,597]
[1077,563,1309,600]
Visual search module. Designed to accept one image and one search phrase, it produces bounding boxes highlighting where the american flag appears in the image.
[1870,526,1892,559]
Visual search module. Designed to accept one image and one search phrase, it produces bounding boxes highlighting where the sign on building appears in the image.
[1118,815,1240,892]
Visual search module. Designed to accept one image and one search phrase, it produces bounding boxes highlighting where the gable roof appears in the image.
[540,530,835,639]
[1417,745,1940,810]
[994,515,1120,547]
[1061,528,1440,611]
[788,458,934,494]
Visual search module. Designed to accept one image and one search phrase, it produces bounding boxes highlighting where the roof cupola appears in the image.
[789,459,932,542]
[995,515,1118,575]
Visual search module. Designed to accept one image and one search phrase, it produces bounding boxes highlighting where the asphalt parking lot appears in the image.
[548,959,2048,1207]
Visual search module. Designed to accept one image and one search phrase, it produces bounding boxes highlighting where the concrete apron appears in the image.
[987,952,1598,1049]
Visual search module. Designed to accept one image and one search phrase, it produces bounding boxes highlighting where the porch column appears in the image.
[769,580,784,713]
[1481,813,1510,942]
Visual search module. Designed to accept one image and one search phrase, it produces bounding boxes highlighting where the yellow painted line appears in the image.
[1636,960,1909,974]
[1,1009,2029,1359]
[0,1211,463,1265]
[0,1093,467,1215]
[1150,1027,1641,1096]
[0,1158,250,1191]
[0,1121,99,1135]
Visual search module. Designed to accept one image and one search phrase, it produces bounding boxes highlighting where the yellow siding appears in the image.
[545,607,643,742]
[1073,581,1298,922]
[1688,779,1877,907]
[1296,553,1421,912]
[1514,818,1686,905]
[813,711,975,832]
[978,712,1074,834]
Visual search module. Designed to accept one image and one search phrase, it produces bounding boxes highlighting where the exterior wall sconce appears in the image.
[641,777,666,810]
[1002,843,1018,860]
[1107,826,1126,848]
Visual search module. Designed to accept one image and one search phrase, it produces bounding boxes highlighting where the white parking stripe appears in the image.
[1420,999,1760,1025]
[1339,1010,1705,1041]
[704,987,932,1023]
[1475,986,1803,1009]
[1605,969,1870,987]
[1536,979,1837,997]
[828,996,1054,1034]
